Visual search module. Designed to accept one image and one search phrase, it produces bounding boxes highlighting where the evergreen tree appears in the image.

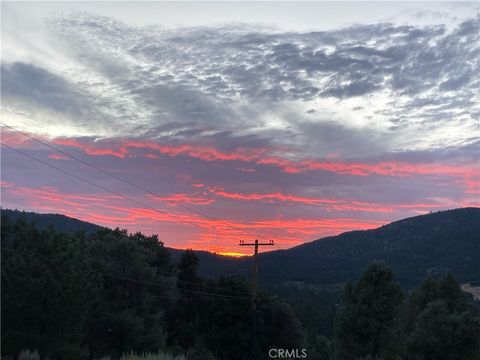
[334,263,403,360]
[307,335,332,360]
[177,249,201,287]
[197,276,305,360]
[404,274,480,359]
[84,228,172,359]
[166,250,203,351]
[4,212,479,360]
[1,220,95,359]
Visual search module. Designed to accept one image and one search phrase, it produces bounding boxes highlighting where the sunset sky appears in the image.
[1,2,479,254]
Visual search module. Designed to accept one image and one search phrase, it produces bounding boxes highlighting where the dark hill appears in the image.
[257,208,480,287]
[0,209,243,275]
[2,208,479,287]
[182,208,480,287]
[0,209,103,234]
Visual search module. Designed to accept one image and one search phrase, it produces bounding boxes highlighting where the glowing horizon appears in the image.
[1,2,479,254]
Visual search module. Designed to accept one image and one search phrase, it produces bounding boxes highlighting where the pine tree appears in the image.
[166,250,203,351]
[404,274,480,360]
[84,228,171,359]
[1,221,95,359]
[334,262,403,360]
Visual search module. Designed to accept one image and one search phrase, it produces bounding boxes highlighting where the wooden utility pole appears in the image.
[239,239,274,359]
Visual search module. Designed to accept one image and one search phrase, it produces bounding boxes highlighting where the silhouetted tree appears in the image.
[5,212,479,360]
[1,220,95,359]
[334,263,403,360]
[199,276,305,360]
[166,250,203,351]
[84,229,172,359]
[403,274,480,359]
[177,249,201,287]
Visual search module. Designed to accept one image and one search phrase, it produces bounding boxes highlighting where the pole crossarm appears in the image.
[239,240,274,246]
[238,239,275,359]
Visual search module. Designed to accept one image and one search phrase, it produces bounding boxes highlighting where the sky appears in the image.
[1,1,479,255]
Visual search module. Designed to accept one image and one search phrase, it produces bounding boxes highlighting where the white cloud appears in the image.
[1,8,478,159]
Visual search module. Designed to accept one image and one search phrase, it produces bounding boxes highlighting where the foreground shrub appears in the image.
[119,352,186,360]
[18,350,40,360]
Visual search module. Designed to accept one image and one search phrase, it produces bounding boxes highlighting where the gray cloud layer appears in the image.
[2,11,479,159]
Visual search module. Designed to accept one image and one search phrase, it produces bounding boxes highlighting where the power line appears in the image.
[175,277,250,296]
[1,144,268,288]
[151,294,248,302]
[1,143,205,231]
[239,239,275,360]
[0,143,286,294]
[0,142,272,296]
[2,127,291,293]
[0,141,250,297]
[1,246,250,301]
[1,122,277,244]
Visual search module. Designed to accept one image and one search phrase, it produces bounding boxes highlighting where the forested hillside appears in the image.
[4,208,479,288]
[0,209,243,276]
[0,209,103,234]
[1,210,480,359]
[259,207,480,287]
[167,208,480,288]
[1,215,303,359]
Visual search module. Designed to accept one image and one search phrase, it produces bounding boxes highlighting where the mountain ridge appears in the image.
[2,207,479,287]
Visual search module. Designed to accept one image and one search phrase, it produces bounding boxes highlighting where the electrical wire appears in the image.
[1,126,295,296]
[1,246,250,301]
[1,122,277,244]
[1,142,206,231]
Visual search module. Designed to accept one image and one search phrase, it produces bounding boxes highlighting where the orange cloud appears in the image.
[8,130,476,193]
[149,193,214,205]
[463,177,480,194]
[2,183,391,254]
[258,156,478,180]
[0,180,15,188]
[208,188,448,213]
[191,216,385,252]
[48,153,70,160]
[122,139,269,163]
[52,138,128,158]
[1,129,37,147]
[48,136,477,187]
[10,185,119,209]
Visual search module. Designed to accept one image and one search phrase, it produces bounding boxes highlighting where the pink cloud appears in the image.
[7,130,477,194]
[1,129,38,147]
[46,136,476,188]
[48,153,70,160]
[0,180,15,188]
[149,193,214,205]
[2,183,391,254]
[52,138,128,158]
[208,188,454,213]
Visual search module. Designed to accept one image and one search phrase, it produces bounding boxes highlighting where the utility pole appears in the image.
[239,239,274,359]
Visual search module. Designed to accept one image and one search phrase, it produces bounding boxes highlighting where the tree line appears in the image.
[1,216,302,360]
[1,215,479,359]
[333,263,480,360]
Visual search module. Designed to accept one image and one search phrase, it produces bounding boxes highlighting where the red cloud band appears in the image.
[46,136,477,184]
[2,182,388,253]
[208,187,449,212]
[2,128,477,196]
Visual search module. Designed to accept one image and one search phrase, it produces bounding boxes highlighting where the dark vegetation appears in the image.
[4,208,479,286]
[333,263,480,360]
[1,213,303,360]
[0,209,102,235]
[189,207,480,288]
[260,207,480,287]
[1,208,480,359]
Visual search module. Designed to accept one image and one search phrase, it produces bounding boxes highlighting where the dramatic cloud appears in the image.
[1,6,478,253]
